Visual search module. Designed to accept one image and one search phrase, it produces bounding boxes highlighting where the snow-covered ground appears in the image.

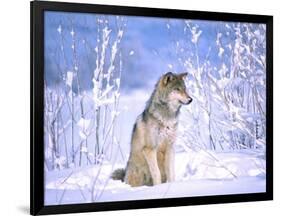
[45,149,265,205]
[44,91,266,205]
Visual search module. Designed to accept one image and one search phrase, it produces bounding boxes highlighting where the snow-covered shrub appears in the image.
[44,16,126,171]
[167,21,266,152]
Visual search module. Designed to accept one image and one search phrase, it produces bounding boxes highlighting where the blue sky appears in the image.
[44,11,260,93]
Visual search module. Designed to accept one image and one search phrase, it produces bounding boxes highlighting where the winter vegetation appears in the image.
[44,12,266,205]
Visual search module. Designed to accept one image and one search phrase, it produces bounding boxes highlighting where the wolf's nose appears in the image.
[188,97,193,104]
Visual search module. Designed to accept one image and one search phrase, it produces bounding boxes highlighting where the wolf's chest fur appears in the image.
[145,115,177,148]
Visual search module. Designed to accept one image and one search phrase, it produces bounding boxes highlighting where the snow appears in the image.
[45,150,265,205]
[78,131,87,140]
[117,29,123,38]
[92,79,115,107]
[115,78,121,88]
[57,25,62,34]
[166,23,170,29]
[70,29,75,37]
[103,27,112,39]
[45,176,264,205]
[111,110,120,118]
[218,47,224,58]
[81,146,88,153]
[190,27,202,44]
[77,118,91,131]
[66,71,73,87]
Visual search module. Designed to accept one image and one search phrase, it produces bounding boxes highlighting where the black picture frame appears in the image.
[30,1,273,215]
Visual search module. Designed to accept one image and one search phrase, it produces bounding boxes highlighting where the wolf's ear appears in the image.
[162,72,175,85]
[179,72,188,80]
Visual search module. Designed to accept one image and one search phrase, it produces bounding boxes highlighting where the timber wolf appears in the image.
[111,72,192,187]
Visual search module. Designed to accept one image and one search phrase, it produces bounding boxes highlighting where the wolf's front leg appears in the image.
[142,147,161,185]
[164,145,175,182]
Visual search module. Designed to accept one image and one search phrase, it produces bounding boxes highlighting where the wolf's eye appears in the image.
[175,87,181,91]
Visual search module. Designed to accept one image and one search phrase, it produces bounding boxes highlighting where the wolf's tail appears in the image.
[111,168,125,182]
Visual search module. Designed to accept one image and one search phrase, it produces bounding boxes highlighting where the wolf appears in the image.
[111,72,192,187]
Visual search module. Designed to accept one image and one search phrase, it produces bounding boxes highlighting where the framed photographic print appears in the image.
[30,0,273,215]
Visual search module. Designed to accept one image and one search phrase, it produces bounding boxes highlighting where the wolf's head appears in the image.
[158,72,192,108]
